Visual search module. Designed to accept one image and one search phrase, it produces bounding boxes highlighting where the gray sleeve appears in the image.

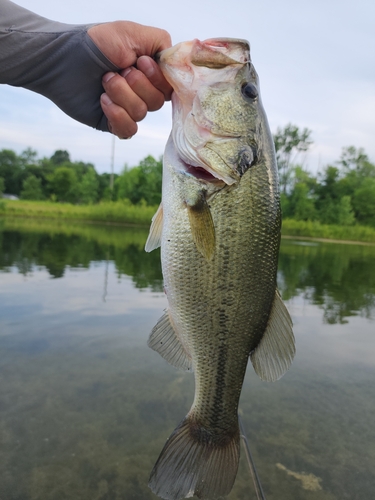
[0,0,120,131]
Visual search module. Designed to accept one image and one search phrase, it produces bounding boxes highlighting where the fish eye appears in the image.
[241,82,258,100]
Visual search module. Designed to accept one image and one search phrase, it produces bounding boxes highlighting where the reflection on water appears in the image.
[1,218,375,500]
[279,239,375,324]
[0,218,163,290]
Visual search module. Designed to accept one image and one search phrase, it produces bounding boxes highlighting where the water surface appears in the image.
[1,218,375,500]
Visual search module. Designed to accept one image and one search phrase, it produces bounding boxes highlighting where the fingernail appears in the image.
[102,72,116,84]
[138,56,154,78]
[101,93,113,106]
[121,67,132,78]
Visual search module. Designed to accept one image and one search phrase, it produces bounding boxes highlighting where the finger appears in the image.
[120,67,166,111]
[88,22,172,69]
[102,72,148,123]
[136,56,173,101]
[100,93,138,139]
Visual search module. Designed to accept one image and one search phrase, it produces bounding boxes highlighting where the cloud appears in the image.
[1,0,374,174]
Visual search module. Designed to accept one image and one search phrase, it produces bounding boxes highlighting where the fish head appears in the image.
[158,38,264,186]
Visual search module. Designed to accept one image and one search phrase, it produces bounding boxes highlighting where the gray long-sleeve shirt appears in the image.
[0,0,120,131]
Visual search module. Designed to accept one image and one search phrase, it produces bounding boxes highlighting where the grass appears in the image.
[2,200,375,244]
[0,199,157,226]
[282,218,375,244]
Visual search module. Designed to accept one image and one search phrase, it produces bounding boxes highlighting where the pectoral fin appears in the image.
[250,289,295,382]
[145,203,163,252]
[148,310,193,371]
[186,191,215,260]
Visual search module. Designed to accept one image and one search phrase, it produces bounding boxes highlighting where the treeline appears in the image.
[275,124,375,227]
[0,148,162,205]
[1,124,374,228]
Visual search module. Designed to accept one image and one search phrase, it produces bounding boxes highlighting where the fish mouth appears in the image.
[158,38,250,71]
[182,162,226,184]
[160,37,255,185]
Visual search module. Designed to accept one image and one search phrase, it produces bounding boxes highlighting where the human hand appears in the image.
[88,21,173,138]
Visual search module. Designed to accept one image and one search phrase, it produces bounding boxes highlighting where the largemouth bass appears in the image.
[145,38,295,500]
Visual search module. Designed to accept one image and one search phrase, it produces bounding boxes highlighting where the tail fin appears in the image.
[149,415,240,500]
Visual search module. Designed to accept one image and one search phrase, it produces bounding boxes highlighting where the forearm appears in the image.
[0,0,118,130]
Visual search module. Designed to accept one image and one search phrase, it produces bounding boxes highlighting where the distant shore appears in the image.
[1,199,375,245]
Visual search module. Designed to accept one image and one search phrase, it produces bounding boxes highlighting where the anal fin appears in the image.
[148,310,193,371]
[250,289,295,382]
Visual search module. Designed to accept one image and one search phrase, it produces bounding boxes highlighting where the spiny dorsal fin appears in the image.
[148,310,193,371]
[145,203,163,252]
[186,192,215,260]
[250,289,295,382]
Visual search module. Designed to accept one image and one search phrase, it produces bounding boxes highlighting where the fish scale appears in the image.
[145,37,295,500]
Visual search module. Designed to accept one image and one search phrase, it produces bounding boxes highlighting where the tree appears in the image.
[337,146,369,172]
[116,155,162,205]
[281,166,317,220]
[352,180,375,227]
[80,168,99,204]
[50,150,71,165]
[313,165,354,225]
[273,124,313,193]
[47,166,79,202]
[0,149,22,194]
[19,147,38,167]
[20,175,44,200]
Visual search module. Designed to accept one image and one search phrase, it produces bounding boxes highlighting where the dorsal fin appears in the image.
[148,310,193,372]
[250,289,295,382]
[145,203,163,252]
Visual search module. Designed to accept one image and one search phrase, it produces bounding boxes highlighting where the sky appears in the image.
[1,0,374,175]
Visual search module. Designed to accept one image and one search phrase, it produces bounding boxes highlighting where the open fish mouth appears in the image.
[157,38,250,71]
[184,164,220,182]
[158,38,256,185]
[172,110,252,185]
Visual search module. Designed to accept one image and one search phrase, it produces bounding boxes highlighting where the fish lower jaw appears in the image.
[176,151,238,186]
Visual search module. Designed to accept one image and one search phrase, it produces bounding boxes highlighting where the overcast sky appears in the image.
[1,0,374,174]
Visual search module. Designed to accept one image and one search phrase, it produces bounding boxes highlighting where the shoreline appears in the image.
[281,234,375,247]
[2,213,375,247]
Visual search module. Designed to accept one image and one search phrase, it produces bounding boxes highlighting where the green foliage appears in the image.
[20,175,44,200]
[282,219,375,243]
[1,199,157,226]
[0,148,23,194]
[116,155,162,205]
[50,149,71,165]
[282,166,317,221]
[352,179,375,226]
[0,176,4,195]
[273,124,313,193]
[47,166,79,203]
[80,168,99,204]
[0,139,374,234]
[278,144,374,228]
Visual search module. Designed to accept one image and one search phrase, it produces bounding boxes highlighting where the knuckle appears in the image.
[112,121,138,139]
[132,101,148,122]
[107,104,125,122]
[160,29,172,46]
[104,74,125,94]
[148,94,164,112]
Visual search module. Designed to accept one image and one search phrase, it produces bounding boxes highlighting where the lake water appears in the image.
[1,218,375,500]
